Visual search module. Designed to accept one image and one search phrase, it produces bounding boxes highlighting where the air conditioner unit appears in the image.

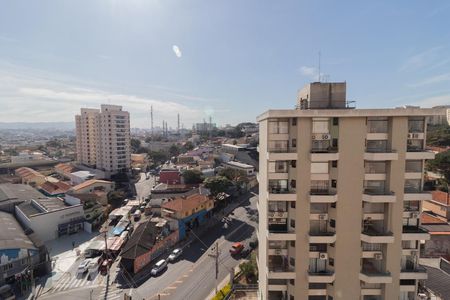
[407,133,420,139]
[312,134,331,140]
[374,253,383,260]
[318,214,327,220]
[319,253,328,260]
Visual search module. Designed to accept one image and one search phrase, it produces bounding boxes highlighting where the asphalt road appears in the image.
[135,172,156,201]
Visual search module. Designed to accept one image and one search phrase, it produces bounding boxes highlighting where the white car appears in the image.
[168,248,183,262]
[151,259,167,276]
[77,259,92,275]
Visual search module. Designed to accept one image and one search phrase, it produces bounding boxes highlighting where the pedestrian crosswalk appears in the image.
[50,272,100,293]
[96,284,123,300]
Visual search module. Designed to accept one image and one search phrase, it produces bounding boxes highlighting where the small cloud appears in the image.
[172,45,182,58]
[299,66,323,81]
[399,46,443,72]
[408,73,450,88]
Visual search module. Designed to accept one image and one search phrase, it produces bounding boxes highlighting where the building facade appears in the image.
[257,82,447,300]
[75,104,131,176]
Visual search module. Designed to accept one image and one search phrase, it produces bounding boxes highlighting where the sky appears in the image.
[0,1,450,129]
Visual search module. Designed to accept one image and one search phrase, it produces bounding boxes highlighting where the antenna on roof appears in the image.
[318,51,321,82]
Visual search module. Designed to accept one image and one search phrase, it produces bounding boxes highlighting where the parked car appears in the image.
[168,248,183,262]
[151,259,168,276]
[133,210,142,221]
[229,242,244,256]
[77,259,92,276]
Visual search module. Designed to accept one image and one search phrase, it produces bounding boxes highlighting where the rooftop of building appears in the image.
[39,181,72,195]
[17,197,71,217]
[70,170,96,178]
[71,179,112,191]
[422,258,450,299]
[55,163,77,173]
[161,193,211,213]
[15,167,45,179]
[257,106,448,121]
[0,211,36,250]
[0,183,46,203]
[225,160,255,169]
[120,219,165,260]
[421,212,448,225]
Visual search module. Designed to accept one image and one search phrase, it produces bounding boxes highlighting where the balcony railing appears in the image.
[310,189,335,195]
[269,264,295,273]
[401,265,426,273]
[366,148,396,153]
[310,147,338,154]
[360,269,391,277]
[406,147,426,152]
[309,231,335,237]
[362,227,393,237]
[308,270,334,276]
[268,148,296,153]
[402,226,428,234]
[269,187,296,194]
[363,189,394,196]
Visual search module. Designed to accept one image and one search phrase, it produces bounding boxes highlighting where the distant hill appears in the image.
[0,122,74,130]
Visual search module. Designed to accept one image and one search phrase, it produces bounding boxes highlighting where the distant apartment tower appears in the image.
[75,104,131,176]
[257,82,447,300]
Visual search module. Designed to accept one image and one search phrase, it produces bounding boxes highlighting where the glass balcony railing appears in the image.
[402,226,428,234]
[362,227,392,237]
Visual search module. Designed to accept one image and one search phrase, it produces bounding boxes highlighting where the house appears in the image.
[14,167,46,187]
[421,212,450,258]
[423,190,450,221]
[54,163,77,179]
[65,192,106,227]
[120,218,178,274]
[0,211,44,285]
[159,168,181,185]
[69,170,96,185]
[420,258,450,299]
[161,193,214,239]
[38,181,72,197]
[15,197,85,242]
[70,179,114,205]
[223,160,255,176]
[0,183,47,213]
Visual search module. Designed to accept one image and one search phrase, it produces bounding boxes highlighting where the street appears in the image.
[38,173,257,300]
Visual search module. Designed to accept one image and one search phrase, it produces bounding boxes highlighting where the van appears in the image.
[150,259,167,276]
[133,210,141,221]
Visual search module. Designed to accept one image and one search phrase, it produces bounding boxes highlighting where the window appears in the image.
[290,219,295,228]
[291,139,297,148]
[290,180,296,189]
[331,160,337,168]
[291,201,296,208]
[332,138,338,148]
[289,257,295,266]
[329,258,334,266]
[408,117,425,133]
[289,279,295,285]
[269,120,289,134]
[407,139,424,151]
[292,118,297,126]
[366,140,388,152]
[365,161,387,174]
[331,202,336,208]
[290,241,295,247]
[312,118,330,134]
[332,117,339,126]
[364,180,386,194]
[331,180,337,188]
[367,117,388,133]
[405,160,422,173]
[405,179,421,193]
[330,219,336,228]
[291,160,296,168]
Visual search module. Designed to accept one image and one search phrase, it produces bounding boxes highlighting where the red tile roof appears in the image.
[421,213,448,225]
[162,193,211,213]
[15,167,44,180]
[40,181,71,195]
[55,163,76,174]
[431,190,450,206]
[71,179,112,191]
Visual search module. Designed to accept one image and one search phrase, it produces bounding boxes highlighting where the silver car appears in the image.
[168,248,183,262]
[151,259,167,276]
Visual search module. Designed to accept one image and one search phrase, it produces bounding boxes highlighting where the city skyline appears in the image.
[1,1,450,128]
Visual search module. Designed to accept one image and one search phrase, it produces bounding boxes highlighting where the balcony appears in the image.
[310,148,339,162]
[268,148,297,161]
[308,270,335,283]
[364,150,398,161]
[405,150,435,160]
[400,266,427,280]
[268,258,296,279]
[402,226,430,241]
[268,228,296,241]
[359,270,392,284]
[268,279,288,292]
[268,185,297,201]
[362,190,396,203]
[361,227,394,244]
[309,190,338,203]
[403,190,432,201]
[308,231,336,244]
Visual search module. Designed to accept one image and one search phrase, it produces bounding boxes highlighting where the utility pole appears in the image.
[208,241,220,293]
[177,113,180,134]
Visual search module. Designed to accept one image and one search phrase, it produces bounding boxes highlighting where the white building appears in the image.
[75,104,131,177]
[224,160,255,176]
[15,198,84,242]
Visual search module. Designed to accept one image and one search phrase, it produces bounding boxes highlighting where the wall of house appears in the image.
[422,235,450,257]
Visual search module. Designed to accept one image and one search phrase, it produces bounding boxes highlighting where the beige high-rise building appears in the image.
[257,82,447,300]
[75,104,131,176]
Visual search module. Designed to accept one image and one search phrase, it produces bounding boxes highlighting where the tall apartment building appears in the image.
[75,104,131,176]
[257,82,447,300]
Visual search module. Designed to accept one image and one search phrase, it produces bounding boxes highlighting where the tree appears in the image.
[181,141,194,152]
[219,167,249,190]
[427,124,450,147]
[427,150,450,183]
[107,191,126,208]
[148,150,168,165]
[169,144,181,157]
[239,252,258,283]
[182,169,204,184]
[204,176,232,196]
[131,138,141,153]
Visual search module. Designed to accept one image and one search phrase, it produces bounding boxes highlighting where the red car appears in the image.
[230,242,244,255]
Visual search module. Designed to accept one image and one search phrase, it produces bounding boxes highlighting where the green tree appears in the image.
[181,141,195,152]
[204,176,231,196]
[219,167,249,190]
[107,191,126,208]
[427,124,450,147]
[148,150,168,165]
[427,150,450,183]
[182,169,204,184]
[239,252,258,283]
[169,144,181,157]
[131,138,141,153]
